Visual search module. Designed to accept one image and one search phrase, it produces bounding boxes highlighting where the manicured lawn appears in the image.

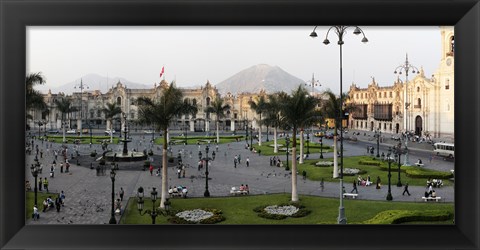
[120,193,453,224]
[43,135,119,144]
[251,139,333,156]
[155,135,245,145]
[294,156,453,187]
[26,191,59,219]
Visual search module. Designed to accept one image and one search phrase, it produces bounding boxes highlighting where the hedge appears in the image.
[362,210,453,224]
[358,160,381,166]
[405,169,453,179]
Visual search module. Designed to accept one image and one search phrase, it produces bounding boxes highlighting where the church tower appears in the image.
[432,26,454,138]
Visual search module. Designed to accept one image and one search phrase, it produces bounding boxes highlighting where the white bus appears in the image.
[433,142,455,159]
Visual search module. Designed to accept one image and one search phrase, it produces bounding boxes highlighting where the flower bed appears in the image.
[253,203,311,220]
[338,168,366,176]
[168,208,225,224]
[315,161,334,167]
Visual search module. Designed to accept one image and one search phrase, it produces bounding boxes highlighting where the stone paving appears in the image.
[25,130,454,224]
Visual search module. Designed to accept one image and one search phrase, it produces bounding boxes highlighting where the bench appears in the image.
[230,187,248,196]
[415,163,424,167]
[422,196,442,202]
[343,193,358,199]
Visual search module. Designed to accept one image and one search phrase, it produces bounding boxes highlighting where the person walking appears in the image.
[33,205,39,221]
[246,157,250,167]
[302,170,307,180]
[50,165,55,178]
[119,187,124,201]
[351,180,358,193]
[376,176,381,189]
[60,162,64,173]
[60,190,65,206]
[38,177,42,192]
[402,182,411,196]
[43,177,49,193]
[234,157,237,168]
[149,164,154,176]
[320,178,324,192]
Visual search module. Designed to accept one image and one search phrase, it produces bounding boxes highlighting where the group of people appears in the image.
[424,184,437,198]
[238,184,250,194]
[269,156,282,168]
[39,191,66,214]
[427,178,443,188]
[168,185,188,198]
[356,175,373,187]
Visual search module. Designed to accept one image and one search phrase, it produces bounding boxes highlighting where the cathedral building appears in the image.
[347,26,454,139]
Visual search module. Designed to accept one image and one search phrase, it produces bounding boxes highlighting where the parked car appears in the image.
[66,129,76,134]
[47,129,59,134]
[105,129,116,135]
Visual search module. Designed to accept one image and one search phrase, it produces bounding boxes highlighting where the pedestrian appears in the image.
[119,187,124,201]
[55,196,61,212]
[320,178,324,192]
[246,157,250,167]
[149,164,154,176]
[234,157,237,168]
[270,157,273,166]
[429,155,433,163]
[376,176,381,189]
[60,190,65,206]
[302,170,307,180]
[65,160,70,173]
[402,183,411,196]
[60,162,64,173]
[40,149,43,158]
[182,168,186,178]
[50,165,54,178]
[238,154,241,164]
[38,177,42,191]
[33,205,39,220]
[198,160,202,171]
[212,151,216,161]
[43,177,49,192]
[177,168,181,178]
[351,180,358,193]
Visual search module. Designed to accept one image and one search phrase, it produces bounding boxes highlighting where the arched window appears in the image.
[97,110,101,118]
[417,86,420,92]
[116,97,121,105]
[206,97,211,106]
[192,99,197,106]
[445,79,450,90]
[417,98,421,107]
[450,36,454,53]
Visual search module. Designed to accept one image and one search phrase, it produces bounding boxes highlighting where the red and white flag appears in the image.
[160,66,165,78]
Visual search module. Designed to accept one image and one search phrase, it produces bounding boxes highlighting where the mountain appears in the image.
[215,64,306,95]
[36,73,152,95]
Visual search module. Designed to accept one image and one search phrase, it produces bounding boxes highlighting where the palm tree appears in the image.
[101,103,122,143]
[322,90,354,178]
[137,82,196,209]
[263,92,286,153]
[249,95,268,146]
[26,72,47,120]
[205,97,230,144]
[54,98,78,143]
[280,86,319,202]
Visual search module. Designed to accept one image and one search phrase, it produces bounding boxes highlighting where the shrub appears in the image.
[99,159,106,165]
[168,157,174,163]
[405,169,453,179]
[358,160,381,166]
[363,210,453,224]
[90,152,97,157]
[314,161,334,167]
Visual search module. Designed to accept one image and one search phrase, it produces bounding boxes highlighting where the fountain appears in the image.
[104,113,146,162]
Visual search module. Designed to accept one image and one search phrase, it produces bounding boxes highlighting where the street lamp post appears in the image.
[285,134,290,171]
[311,25,368,225]
[306,133,310,155]
[386,147,393,201]
[109,166,117,224]
[204,145,210,197]
[30,164,39,206]
[395,148,402,187]
[137,186,165,224]
[245,119,248,143]
[250,124,253,151]
[319,136,324,159]
[375,129,381,158]
[394,54,419,166]
[74,79,89,138]
[184,123,188,145]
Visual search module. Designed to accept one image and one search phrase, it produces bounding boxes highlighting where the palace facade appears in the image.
[28,80,266,134]
[347,26,454,139]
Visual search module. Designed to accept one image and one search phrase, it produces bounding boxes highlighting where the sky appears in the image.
[27,26,445,94]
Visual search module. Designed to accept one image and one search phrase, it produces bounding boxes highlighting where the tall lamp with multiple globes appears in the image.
[198,145,211,197]
[386,147,394,201]
[310,25,368,224]
[375,129,381,158]
[285,134,290,171]
[30,164,39,206]
[136,186,167,224]
[394,54,419,166]
[109,165,117,224]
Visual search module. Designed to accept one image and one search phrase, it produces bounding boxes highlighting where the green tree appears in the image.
[101,103,122,143]
[205,97,230,144]
[137,83,196,209]
[263,92,286,153]
[54,98,78,142]
[26,72,47,120]
[279,86,319,202]
[249,95,268,146]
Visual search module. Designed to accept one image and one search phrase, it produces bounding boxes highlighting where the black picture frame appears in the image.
[1,0,479,249]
